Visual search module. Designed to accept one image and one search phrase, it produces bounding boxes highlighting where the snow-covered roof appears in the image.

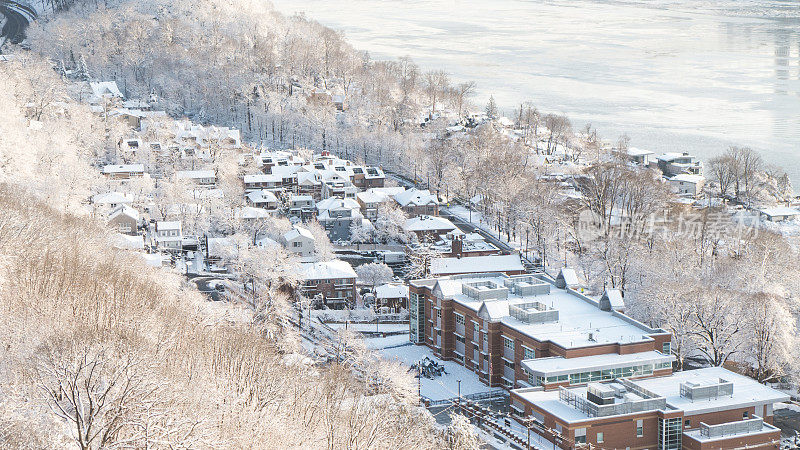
[394,188,438,207]
[108,204,139,221]
[235,206,272,220]
[283,226,315,242]
[357,191,390,204]
[316,197,360,211]
[290,194,314,202]
[102,164,145,174]
[375,283,409,299]
[658,152,694,162]
[555,268,580,288]
[599,289,625,312]
[300,260,357,281]
[176,170,216,180]
[367,187,406,197]
[430,254,524,276]
[243,173,282,184]
[624,147,654,157]
[141,253,168,267]
[92,192,134,205]
[634,367,789,415]
[521,351,674,378]
[156,221,181,231]
[759,206,800,218]
[246,190,278,203]
[403,215,457,232]
[90,81,123,99]
[670,174,705,184]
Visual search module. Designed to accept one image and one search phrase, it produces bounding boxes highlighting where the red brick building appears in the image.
[408,271,672,391]
[510,367,786,450]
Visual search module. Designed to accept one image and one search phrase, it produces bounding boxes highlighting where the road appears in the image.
[0,0,37,49]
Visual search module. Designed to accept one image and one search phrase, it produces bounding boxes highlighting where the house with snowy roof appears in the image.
[107,205,140,236]
[102,164,146,180]
[299,260,358,308]
[153,221,182,251]
[669,174,705,197]
[89,81,124,104]
[280,226,316,258]
[176,170,217,188]
[92,191,135,210]
[393,188,439,217]
[758,206,800,222]
[403,215,458,240]
[316,197,363,241]
[429,254,526,277]
[374,283,409,313]
[245,190,279,211]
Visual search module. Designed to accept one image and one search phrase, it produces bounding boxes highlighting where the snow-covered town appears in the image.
[2,0,800,449]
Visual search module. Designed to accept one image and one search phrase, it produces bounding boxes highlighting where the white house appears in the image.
[758,206,800,222]
[402,215,458,240]
[92,191,134,210]
[669,174,705,197]
[235,206,272,221]
[246,190,279,210]
[281,226,316,258]
[176,170,217,188]
[154,221,182,251]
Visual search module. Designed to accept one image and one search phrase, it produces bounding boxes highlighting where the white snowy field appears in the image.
[378,344,493,401]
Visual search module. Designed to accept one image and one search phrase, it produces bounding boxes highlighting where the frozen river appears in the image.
[270,0,800,184]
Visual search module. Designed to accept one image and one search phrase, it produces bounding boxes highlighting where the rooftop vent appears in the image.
[680,378,733,401]
[462,280,508,301]
[504,275,551,296]
[509,301,558,324]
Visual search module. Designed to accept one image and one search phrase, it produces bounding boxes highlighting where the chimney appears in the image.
[452,234,463,258]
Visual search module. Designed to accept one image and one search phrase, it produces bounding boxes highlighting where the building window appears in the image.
[523,347,536,360]
[743,411,749,419]
[456,335,465,344]
[684,419,690,428]
[597,432,604,443]
[575,428,586,444]
[455,314,465,325]
[636,419,643,437]
[436,310,441,319]
[503,336,514,351]
[503,360,515,370]
[662,342,671,354]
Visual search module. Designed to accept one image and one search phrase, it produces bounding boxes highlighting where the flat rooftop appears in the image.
[522,350,675,377]
[434,274,661,349]
[515,367,788,424]
[633,367,789,415]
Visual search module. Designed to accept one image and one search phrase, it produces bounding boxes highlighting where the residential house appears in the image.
[299,260,358,308]
[235,206,272,222]
[92,192,134,210]
[403,215,458,241]
[375,283,409,313]
[669,174,705,197]
[281,226,316,258]
[618,147,655,166]
[351,166,386,190]
[429,254,526,277]
[394,188,439,217]
[102,164,146,180]
[758,206,800,222]
[656,152,703,177]
[243,173,282,192]
[176,170,217,188]
[107,205,140,236]
[316,197,363,241]
[288,194,315,220]
[246,190,279,211]
[154,221,182,251]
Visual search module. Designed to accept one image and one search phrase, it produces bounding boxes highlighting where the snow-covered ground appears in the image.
[378,344,493,401]
[363,333,412,350]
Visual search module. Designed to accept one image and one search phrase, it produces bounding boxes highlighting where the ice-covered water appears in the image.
[270,0,800,184]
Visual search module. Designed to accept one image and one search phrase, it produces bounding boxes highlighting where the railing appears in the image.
[700,416,765,438]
